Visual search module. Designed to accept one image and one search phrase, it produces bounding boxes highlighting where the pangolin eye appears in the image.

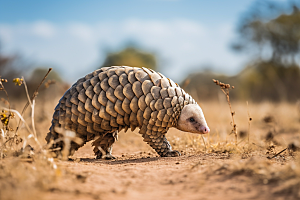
[189,118,195,122]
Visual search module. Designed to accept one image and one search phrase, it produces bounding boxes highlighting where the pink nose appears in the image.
[200,126,210,134]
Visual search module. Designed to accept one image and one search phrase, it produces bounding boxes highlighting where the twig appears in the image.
[213,79,237,145]
[247,101,252,150]
[2,108,33,138]
[191,161,202,170]
[0,78,10,110]
[237,138,246,145]
[252,142,264,149]
[31,99,36,138]
[16,68,52,132]
[201,135,206,152]
[267,148,287,159]
[22,78,37,138]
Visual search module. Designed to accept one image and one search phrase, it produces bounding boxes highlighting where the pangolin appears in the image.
[46,66,210,159]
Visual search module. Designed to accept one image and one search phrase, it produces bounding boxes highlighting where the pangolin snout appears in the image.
[199,125,210,134]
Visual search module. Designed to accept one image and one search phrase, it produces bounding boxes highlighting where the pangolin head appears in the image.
[177,104,210,134]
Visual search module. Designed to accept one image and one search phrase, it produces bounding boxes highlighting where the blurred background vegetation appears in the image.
[184,1,300,102]
[101,46,157,71]
[0,46,67,101]
[0,0,300,103]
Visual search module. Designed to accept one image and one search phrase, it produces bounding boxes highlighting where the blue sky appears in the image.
[1,0,253,23]
[0,0,260,83]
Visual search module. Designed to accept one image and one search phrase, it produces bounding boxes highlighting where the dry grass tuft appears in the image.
[0,69,75,200]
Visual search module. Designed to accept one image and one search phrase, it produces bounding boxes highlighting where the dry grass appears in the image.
[0,74,299,199]
[0,71,67,200]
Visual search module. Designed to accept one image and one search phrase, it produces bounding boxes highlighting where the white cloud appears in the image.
[31,21,56,38]
[0,19,245,83]
[0,25,12,43]
[67,23,94,42]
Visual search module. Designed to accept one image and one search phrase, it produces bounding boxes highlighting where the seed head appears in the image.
[0,111,9,126]
[13,78,23,86]
[45,80,56,88]
[213,79,220,85]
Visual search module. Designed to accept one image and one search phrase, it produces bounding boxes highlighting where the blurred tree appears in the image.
[233,1,300,64]
[100,47,157,71]
[236,61,300,102]
[0,42,66,104]
[27,67,67,100]
[181,70,238,102]
[0,46,65,101]
[224,0,300,102]
[0,43,29,99]
[29,68,62,83]
[182,61,300,103]
[0,47,23,80]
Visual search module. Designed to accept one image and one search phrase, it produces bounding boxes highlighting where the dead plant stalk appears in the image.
[246,101,252,150]
[213,79,237,145]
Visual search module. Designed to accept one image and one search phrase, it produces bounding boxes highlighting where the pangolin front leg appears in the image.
[92,131,118,160]
[143,133,181,157]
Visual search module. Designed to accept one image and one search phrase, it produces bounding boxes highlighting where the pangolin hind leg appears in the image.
[143,133,181,157]
[46,130,87,158]
[92,131,118,160]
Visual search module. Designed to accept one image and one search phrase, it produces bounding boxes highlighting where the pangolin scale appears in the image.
[46,66,210,159]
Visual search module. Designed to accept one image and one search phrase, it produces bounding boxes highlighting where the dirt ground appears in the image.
[1,100,300,200]
[36,137,295,200]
